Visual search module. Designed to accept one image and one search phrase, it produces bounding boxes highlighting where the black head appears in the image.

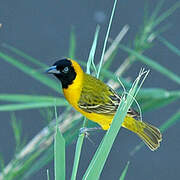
[46,58,76,89]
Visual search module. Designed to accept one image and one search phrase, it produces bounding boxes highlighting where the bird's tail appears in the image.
[123,116,162,151]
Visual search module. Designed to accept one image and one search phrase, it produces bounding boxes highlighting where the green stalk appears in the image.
[119,161,130,180]
[70,24,100,180]
[119,44,180,84]
[97,0,118,78]
[83,70,149,179]
[2,43,46,68]
[70,133,85,180]
[54,105,65,180]
[0,52,60,92]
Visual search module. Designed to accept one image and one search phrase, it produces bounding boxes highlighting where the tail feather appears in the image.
[123,117,162,151]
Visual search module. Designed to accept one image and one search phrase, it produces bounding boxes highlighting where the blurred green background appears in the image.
[0,0,180,179]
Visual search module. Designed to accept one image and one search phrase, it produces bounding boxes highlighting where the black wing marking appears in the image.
[78,74,140,119]
[127,108,140,120]
[78,86,121,115]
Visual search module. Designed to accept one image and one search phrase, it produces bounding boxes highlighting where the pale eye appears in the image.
[63,66,69,73]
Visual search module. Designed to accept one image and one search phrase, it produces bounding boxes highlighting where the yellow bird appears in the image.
[47,58,162,151]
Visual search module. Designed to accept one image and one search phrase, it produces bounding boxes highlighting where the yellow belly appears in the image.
[76,107,114,130]
[64,87,112,129]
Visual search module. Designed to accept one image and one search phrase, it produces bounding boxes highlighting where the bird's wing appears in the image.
[78,74,140,118]
[78,74,120,115]
[78,86,120,115]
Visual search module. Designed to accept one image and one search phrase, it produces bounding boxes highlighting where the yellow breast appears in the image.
[63,60,84,110]
[63,60,113,130]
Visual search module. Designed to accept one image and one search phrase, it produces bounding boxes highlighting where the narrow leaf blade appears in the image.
[119,45,180,84]
[0,52,60,92]
[54,127,65,180]
[119,161,130,180]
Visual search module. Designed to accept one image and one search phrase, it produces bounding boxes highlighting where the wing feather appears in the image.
[78,74,140,119]
[78,74,120,114]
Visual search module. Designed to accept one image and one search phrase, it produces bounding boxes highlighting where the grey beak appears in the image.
[46,66,60,74]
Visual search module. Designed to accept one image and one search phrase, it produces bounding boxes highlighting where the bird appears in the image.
[47,58,162,151]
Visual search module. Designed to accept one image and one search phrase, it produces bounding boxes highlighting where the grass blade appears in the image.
[23,146,53,179]
[119,161,130,180]
[0,94,65,103]
[149,0,164,22]
[0,155,5,176]
[119,44,180,84]
[78,59,132,88]
[158,36,180,56]
[136,89,180,112]
[11,113,24,154]
[83,70,149,180]
[137,88,180,99]
[97,0,118,78]
[0,101,67,111]
[47,169,50,180]
[8,150,43,180]
[141,96,179,112]
[0,52,60,92]
[71,25,101,180]
[54,107,65,180]
[160,109,180,132]
[153,1,180,28]
[2,43,46,68]
[86,25,100,74]
[70,133,84,180]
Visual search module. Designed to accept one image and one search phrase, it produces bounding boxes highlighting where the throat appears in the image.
[61,79,74,89]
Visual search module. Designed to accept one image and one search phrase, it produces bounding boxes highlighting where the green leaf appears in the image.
[119,44,180,84]
[11,150,43,180]
[0,101,67,111]
[86,25,100,74]
[153,1,180,28]
[23,118,83,180]
[78,59,132,88]
[0,94,65,103]
[97,0,118,78]
[23,146,54,179]
[0,52,60,92]
[70,27,101,180]
[11,113,23,153]
[158,36,180,57]
[160,109,180,132]
[54,106,65,180]
[119,161,130,180]
[83,69,149,180]
[103,48,118,70]
[136,89,180,112]
[0,154,5,174]
[141,96,179,112]
[149,0,164,23]
[2,43,46,68]
[70,133,85,180]
[137,88,180,100]
[47,169,50,180]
